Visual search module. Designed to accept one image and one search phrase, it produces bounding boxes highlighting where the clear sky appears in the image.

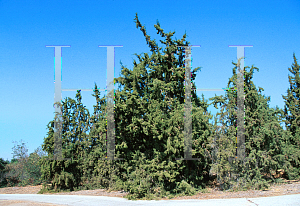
[1,0,299,161]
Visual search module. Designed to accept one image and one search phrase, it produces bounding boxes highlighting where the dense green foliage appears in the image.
[39,13,214,199]
[209,63,289,191]
[40,92,91,191]
[281,53,300,180]
[110,14,214,199]
[4,14,295,200]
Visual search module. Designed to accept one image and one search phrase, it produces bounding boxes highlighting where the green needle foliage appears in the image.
[40,13,214,199]
[80,83,119,190]
[209,62,288,191]
[38,13,299,200]
[282,53,300,180]
[110,13,214,199]
[40,91,91,191]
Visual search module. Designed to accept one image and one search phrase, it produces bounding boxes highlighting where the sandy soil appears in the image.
[0,179,300,205]
[0,199,67,206]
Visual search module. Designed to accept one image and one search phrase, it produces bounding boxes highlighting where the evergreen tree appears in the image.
[79,83,119,190]
[40,90,91,191]
[282,53,300,179]
[210,62,287,191]
[39,15,300,199]
[110,13,214,199]
[40,13,215,199]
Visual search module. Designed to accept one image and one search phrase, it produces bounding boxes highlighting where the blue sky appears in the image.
[1,0,299,161]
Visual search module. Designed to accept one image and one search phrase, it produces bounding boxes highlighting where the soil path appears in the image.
[0,179,300,205]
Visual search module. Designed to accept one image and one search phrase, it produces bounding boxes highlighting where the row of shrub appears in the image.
[1,13,299,201]
[37,14,300,200]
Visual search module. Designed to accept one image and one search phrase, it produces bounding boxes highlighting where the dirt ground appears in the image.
[0,199,67,206]
[0,179,300,205]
